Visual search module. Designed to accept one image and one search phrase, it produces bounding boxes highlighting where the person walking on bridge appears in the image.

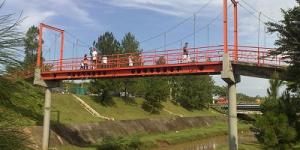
[92,48,98,69]
[182,42,191,63]
[83,54,88,69]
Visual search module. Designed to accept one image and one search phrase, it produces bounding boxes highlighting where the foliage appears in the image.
[267,73,283,100]
[23,26,39,71]
[98,136,142,150]
[254,74,299,148]
[175,75,213,110]
[0,3,38,148]
[236,93,257,104]
[90,32,121,105]
[89,79,119,106]
[0,113,33,150]
[266,1,300,90]
[0,3,23,74]
[119,33,142,103]
[93,32,121,55]
[254,112,296,149]
[142,78,169,114]
[121,32,140,53]
[265,1,300,142]
[212,85,227,98]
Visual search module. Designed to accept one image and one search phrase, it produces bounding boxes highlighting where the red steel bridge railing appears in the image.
[41,45,285,73]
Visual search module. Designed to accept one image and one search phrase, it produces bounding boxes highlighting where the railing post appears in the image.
[117,54,119,68]
[166,50,169,64]
[262,51,265,65]
[196,49,199,62]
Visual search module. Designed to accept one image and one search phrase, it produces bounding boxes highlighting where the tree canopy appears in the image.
[267,1,300,90]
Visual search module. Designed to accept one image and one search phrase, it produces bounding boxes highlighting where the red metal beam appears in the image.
[231,0,238,62]
[37,24,43,67]
[223,0,228,54]
[40,62,223,80]
[36,23,64,69]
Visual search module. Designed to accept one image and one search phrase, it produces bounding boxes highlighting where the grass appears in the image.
[138,122,250,146]
[0,80,44,126]
[82,121,252,150]
[76,95,219,121]
[51,94,104,124]
[54,121,252,150]
[50,94,220,124]
[54,145,97,150]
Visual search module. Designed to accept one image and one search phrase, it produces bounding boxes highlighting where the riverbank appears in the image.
[53,120,253,150]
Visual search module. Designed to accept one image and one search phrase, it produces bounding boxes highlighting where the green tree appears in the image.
[267,73,283,100]
[254,112,296,149]
[0,2,34,149]
[23,26,39,71]
[121,32,139,53]
[0,9,23,74]
[90,32,121,105]
[266,1,300,90]
[93,32,121,55]
[142,77,170,113]
[175,75,213,110]
[254,75,298,148]
[212,85,227,98]
[119,33,142,103]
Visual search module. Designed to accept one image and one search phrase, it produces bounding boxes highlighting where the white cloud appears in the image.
[5,0,96,30]
[100,0,297,42]
[21,11,56,30]
[100,0,221,17]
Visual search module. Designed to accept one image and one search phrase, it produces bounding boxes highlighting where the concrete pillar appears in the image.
[34,69,60,150]
[221,54,239,150]
[228,83,238,150]
[42,87,52,150]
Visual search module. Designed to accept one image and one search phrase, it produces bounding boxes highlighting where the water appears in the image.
[153,131,256,150]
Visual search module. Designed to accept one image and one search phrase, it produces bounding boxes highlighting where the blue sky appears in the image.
[4,0,297,96]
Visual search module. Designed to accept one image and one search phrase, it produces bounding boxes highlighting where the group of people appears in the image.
[80,48,134,70]
[80,48,107,70]
[80,42,190,70]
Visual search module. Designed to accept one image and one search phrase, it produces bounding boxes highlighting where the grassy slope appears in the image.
[55,94,219,123]
[51,94,103,123]
[0,80,44,126]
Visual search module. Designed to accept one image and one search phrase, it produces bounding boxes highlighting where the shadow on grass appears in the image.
[90,95,116,107]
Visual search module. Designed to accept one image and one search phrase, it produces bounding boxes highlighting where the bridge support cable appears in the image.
[37,23,64,70]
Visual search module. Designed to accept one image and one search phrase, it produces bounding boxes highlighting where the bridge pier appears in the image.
[34,69,60,150]
[221,54,240,150]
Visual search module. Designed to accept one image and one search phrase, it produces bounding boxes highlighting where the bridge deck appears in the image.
[40,46,285,80]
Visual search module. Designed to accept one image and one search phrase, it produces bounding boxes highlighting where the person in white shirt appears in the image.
[128,55,133,67]
[92,48,98,68]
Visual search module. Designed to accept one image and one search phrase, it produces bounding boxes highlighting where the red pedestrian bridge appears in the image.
[39,45,286,80]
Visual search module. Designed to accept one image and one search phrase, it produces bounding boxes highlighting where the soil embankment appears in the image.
[28,116,225,147]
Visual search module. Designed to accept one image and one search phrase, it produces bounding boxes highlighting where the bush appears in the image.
[100,90,115,106]
[253,112,297,149]
[97,136,142,150]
